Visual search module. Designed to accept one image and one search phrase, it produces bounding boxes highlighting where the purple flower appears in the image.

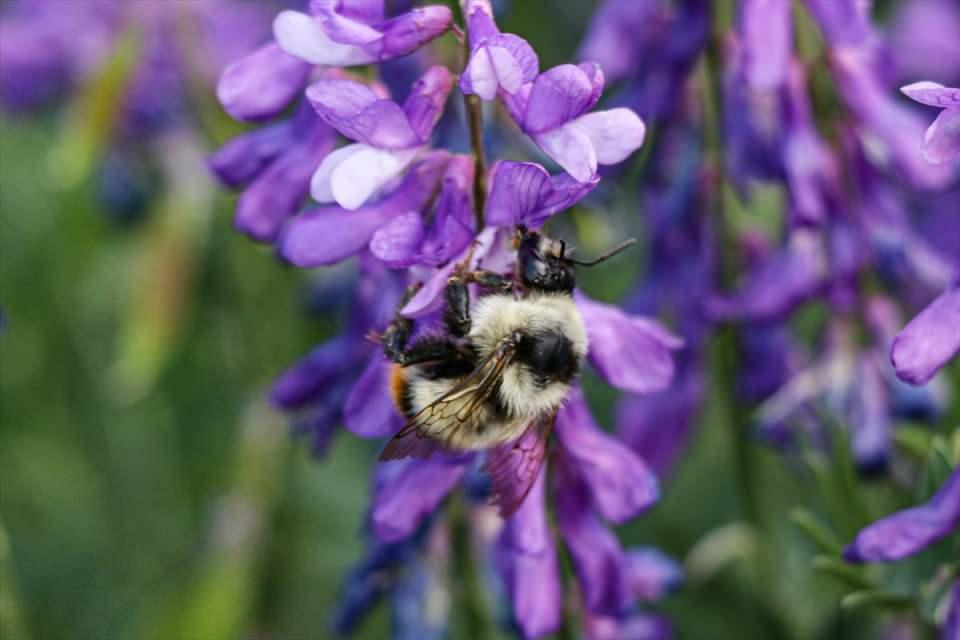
[307,66,454,210]
[574,292,684,394]
[625,548,683,602]
[372,457,468,543]
[738,0,792,91]
[901,82,960,165]
[578,0,665,86]
[889,0,960,87]
[460,0,539,100]
[485,161,599,228]
[279,151,452,267]
[556,389,660,525]
[494,470,563,639]
[216,43,312,122]
[891,277,960,386]
[503,64,647,183]
[209,104,336,241]
[844,467,960,563]
[273,1,452,67]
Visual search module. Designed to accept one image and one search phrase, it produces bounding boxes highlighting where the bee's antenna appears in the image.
[569,238,638,267]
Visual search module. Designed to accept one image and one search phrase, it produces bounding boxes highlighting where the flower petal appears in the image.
[234,121,335,242]
[575,292,683,393]
[378,7,454,61]
[372,457,466,543]
[330,146,419,210]
[280,205,392,266]
[573,108,646,165]
[523,64,596,134]
[344,355,402,438]
[208,121,293,188]
[403,66,455,143]
[273,10,375,65]
[534,123,597,184]
[310,143,366,203]
[462,34,539,100]
[556,388,659,523]
[216,43,310,122]
[901,81,960,108]
[369,211,426,267]
[556,470,632,617]
[923,106,960,164]
[486,160,599,228]
[844,467,960,563]
[495,471,562,639]
[626,548,683,602]
[891,280,960,385]
[306,79,420,149]
[271,335,358,409]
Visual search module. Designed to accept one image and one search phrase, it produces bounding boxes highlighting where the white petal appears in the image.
[574,108,646,165]
[466,47,499,101]
[488,46,525,94]
[310,144,366,203]
[331,146,419,210]
[534,123,597,183]
[273,11,374,66]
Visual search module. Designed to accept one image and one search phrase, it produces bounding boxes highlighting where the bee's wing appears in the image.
[484,410,555,518]
[379,336,518,461]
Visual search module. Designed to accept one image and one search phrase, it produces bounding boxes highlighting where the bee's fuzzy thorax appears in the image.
[469,292,587,419]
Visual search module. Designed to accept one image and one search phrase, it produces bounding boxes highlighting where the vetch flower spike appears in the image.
[307,66,454,210]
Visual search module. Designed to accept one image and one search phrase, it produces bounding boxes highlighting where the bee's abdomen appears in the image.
[389,365,415,418]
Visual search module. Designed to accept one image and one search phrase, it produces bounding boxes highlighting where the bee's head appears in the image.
[514,226,637,293]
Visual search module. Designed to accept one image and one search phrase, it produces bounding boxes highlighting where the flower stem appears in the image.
[460,19,487,231]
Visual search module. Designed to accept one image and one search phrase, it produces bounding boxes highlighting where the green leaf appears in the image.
[49,29,142,187]
[790,508,843,555]
[840,590,914,613]
[811,555,873,591]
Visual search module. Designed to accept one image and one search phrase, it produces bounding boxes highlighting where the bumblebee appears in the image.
[379,226,635,515]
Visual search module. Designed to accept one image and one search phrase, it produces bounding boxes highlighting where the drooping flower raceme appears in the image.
[210,1,664,637]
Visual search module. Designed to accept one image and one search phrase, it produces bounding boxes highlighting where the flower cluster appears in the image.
[209,0,960,637]
[211,0,682,637]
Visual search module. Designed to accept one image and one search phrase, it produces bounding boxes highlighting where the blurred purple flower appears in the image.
[844,467,960,563]
[891,276,960,386]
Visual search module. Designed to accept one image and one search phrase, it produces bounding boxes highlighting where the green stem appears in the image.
[449,496,494,640]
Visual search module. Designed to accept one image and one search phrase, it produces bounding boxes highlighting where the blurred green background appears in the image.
[1,2,958,639]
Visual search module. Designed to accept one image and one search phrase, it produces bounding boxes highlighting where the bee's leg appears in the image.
[466,270,514,293]
[381,284,420,364]
[444,275,472,338]
[396,338,469,367]
[382,315,413,364]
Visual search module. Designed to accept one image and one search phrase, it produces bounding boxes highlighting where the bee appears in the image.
[379,226,636,516]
